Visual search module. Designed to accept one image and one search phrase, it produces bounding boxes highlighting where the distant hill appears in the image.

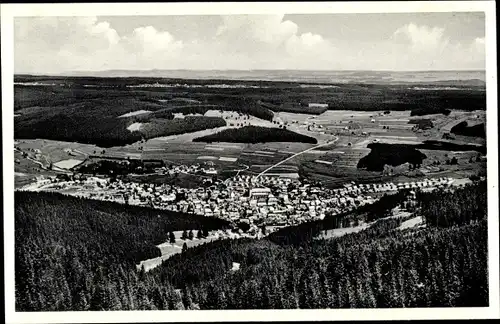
[53,69,486,86]
[427,79,486,86]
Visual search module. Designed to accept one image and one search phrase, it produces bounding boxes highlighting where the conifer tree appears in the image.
[181,286,193,310]
[169,231,176,244]
[74,289,89,311]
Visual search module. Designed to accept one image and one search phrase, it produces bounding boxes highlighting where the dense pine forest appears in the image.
[451,121,486,138]
[358,141,486,171]
[14,192,229,311]
[15,182,488,311]
[193,126,318,144]
[357,143,427,171]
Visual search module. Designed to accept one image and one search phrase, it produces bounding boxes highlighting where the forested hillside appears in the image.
[15,182,488,310]
[193,126,318,144]
[14,84,274,147]
[14,100,226,147]
[451,121,486,138]
[151,220,487,309]
[268,190,410,245]
[416,181,487,227]
[149,182,488,309]
[14,192,229,311]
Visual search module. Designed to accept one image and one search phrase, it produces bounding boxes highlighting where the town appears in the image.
[19,162,466,236]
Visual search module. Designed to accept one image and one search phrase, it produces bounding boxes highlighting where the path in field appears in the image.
[256,136,338,178]
[225,164,250,179]
[25,156,46,169]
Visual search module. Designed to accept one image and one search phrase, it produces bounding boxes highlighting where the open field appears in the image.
[127,122,143,132]
[119,110,152,118]
[137,231,219,272]
[15,132,485,191]
[15,75,484,147]
[317,222,371,239]
[399,216,424,230]
[137,229,253,272]
[53,159,84,169]
[14,75,488,190]
[15,136,319,188]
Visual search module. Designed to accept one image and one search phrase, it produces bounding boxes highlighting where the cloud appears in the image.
[212,15,336,69]
[15,17,121,72]
[393,23,448,52]
[216,15,298,46]
[384,23,485,70]
[15,16,186,72]
[285,32,329,53]
[121,26,183,54]
[13,17,485,73]
[15,17,119,55]
[456,37,485,68]
[14,15,338,72]
[474,37,485,45]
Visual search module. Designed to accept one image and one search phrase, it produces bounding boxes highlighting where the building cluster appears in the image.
[22,169,458,233]
[27,173,378,229]
[349,177,455,193]
[155,162,218,175]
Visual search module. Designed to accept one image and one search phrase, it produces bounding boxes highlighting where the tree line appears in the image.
[193,126,318,144]
[450,121,486,138]
[357,143,427,171]
[416,181,486,227]
[139,116,226,140]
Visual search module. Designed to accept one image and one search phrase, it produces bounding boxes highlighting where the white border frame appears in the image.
[2,1,499,323]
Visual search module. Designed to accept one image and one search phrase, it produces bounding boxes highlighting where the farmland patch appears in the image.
[398,216,424,230]
[54,159,83,169]
[263,173,300,179]
[254,151,275,155]
[241,152,274,157]
[219,156,238,162]
[205,146,224,151]
[119,110,152,118]
[197,156,218,160]
[127,122,144,132]
[125,153,142,159]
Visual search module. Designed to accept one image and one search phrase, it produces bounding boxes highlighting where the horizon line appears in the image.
[15,68,486,76]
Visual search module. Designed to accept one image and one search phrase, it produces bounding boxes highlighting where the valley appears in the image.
[12,73,489,312]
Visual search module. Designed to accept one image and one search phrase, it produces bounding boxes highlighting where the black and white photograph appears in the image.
[2,1,499,323]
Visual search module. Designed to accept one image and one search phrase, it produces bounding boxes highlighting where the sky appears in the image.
[14,12,485,74]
